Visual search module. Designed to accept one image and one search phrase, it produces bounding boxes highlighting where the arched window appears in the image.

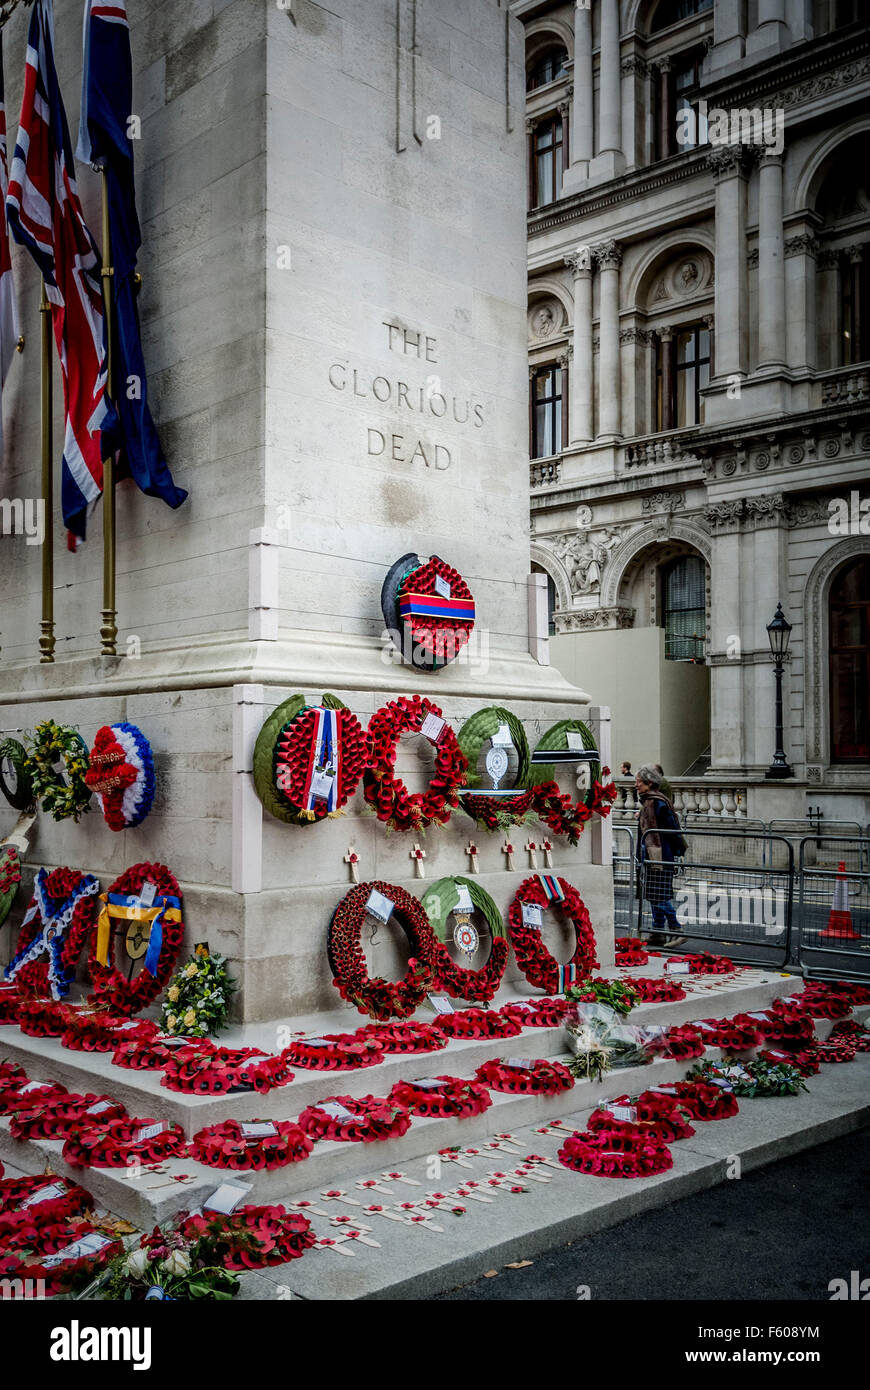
[662,555,705,661]
[829,557,870,762]
[532,564,558,635]
[527,46,568,92]
[650,0,713,33]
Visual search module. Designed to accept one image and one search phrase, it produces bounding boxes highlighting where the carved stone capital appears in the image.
[593,239,623,271]
[784,234,819,260]
[621,54,648,77]
[555,605,635,634]
[704,499,745,531]
[706,144,755,180]
[564,245,594,275]
[744,493,786,528]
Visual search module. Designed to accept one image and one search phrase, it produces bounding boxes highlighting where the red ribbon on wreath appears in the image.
[188,1119,313,1171]
[396,555,476,664]
[507,875,598,995]
[362,696,468,832]
[297,1094,412,1143]
[389,1075,492,1120]
[178,1204,316,1270]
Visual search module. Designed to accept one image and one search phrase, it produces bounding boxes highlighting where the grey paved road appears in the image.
[435,1126,870,1301]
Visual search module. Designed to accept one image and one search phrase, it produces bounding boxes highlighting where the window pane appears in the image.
[831,653,870,758]
[675,369,689,427]
[678,332,696,364]
[553,399,561,448]
[537,150,553,201]
[831,607,866,648]
[698,329,710,360]
[536,127,553,152]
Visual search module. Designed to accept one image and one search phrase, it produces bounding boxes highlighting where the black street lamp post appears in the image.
[765,602,793,779]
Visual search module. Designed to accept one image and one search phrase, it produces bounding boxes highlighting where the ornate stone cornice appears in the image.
[705,499,744,531]
[621,55,649,77]
[706,144,757,179]
[744,493,786,528]
[785,496,834,528]
[593,239,623,271]
[619,327,650,345]
[784,235,818,259]
[641,492,685,514]
[555,606,635,634]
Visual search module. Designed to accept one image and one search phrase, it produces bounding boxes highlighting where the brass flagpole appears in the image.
[38,282,54,663]
[99,166,116,656]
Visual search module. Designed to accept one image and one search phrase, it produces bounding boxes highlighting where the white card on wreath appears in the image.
[521,903,543,927]
[412,1078,447,1090]
[44,1233,115,1267]
[235,1054,269,1073]
[310,770,336,799]
[240,1121,278,1138]
[139,881,157,908]
[420,712,446,743]
[455,885,474,912]
[302,1038,331,1047]
[86,1100,115,1116]
[366,890,394,923]
[434,574,452,599]
[114,1020,141,1032]
[566,731,584,751]
[203,1179,253,1215]
[664,961,691,974]
[133,1121,168,1143]
[607,1103,638,1122]
[507,1057,533,1070]
[318,1101,357,1121]
[21,1182,68,1208]
[19,1081,53,1093]
[428,994,455,1015]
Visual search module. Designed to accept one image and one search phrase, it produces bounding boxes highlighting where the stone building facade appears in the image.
[517,0,870,826]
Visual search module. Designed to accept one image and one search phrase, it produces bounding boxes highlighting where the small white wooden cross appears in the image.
[319,1188,361,1208]
[541,838,554,869]
[465,841,480,874]
[344,847,360,883]
[313,1234,356,1257]
[502,840,515,871]
[362,1203,408,1225]
[525,838,538,869]
[409,843,427,879]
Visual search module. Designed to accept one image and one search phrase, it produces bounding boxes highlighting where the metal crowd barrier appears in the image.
[796,837,870,978]
[611,824,635,939]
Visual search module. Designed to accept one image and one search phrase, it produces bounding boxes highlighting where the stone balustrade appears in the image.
[622,429,701,469]
[530,457,562,488]
[819,366,870,407]
[613,778,749,819]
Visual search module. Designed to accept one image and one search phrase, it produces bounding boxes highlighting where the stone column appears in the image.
[849,245,863,361]
[657,325,674,431]
[564,0,593,191]
[709,147,751,379]
[558,93,573,190]
[747,0,790,56]
[744,498,789,769]
[784,232,819,373]
[620,55,646,171]
[590,0,624,182]
[816,248,840,370]
[619,327,643,438]
[705,501,746,770]
[594,239,622,439]
[655,57,672,160]
[565,246,594,444]
[757,152,786,370]
[710,0,745,70]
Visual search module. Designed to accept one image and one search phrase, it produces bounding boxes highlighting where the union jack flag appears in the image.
[6,0,106,545]
[0,33,20,471]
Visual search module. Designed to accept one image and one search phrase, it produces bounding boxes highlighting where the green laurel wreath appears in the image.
[26,721,92,823]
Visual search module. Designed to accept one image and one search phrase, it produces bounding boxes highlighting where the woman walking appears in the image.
[635,765,685,948]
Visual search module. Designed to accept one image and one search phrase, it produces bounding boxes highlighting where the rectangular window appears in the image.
[532,116,563,208]
[656,323,711,429]
[531,365,563,459]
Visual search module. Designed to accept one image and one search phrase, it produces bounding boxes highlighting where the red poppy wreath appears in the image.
[362,696,467,832]
[619,975,686,1004]
[112,1035,213,1071]
[389,1075,492,1120]
[422,875,510,1005]
[431,1006,522,1041]
[558,1125,674,1179]
[161,1046,293,1095]
[178,1205,316,1271]
[0,1175,94,1240]
[475,1057,574,1097]
[62,1116,188,1169]
[381,552,476,672]
[358,1020,447,1055]
[0,1077,68,1115]
[0,1220,123,1296]
[87,862,185,1016]
[507,874,598,995]
[327,880,437,1021]
[10,1092,127,1142]
[655,1079,739,1121]
[297,1093,412,1144]
[587,1106,695,1145]
[4,867,100,1000]
[188,1119,312,1171]
[253,693,367,827]
[498,997,570,1028]
[283,1032,385,1071]
[15,998,71,1037]
[60,1010,159,1053]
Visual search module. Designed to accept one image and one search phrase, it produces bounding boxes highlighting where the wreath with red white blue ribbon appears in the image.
[4,868,100,1001]
[507,874,598,996]
[84,723,156,831]
[382,553,476,671]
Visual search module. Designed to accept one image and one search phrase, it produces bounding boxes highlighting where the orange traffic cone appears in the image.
[820,862,860,940]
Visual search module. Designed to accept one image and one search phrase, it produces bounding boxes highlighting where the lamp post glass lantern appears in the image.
[765,603,793,779]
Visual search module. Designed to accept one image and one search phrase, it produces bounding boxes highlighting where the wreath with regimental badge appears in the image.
[422,875,509,1004]
[457,706,535,830]
[528,720,616,843]
[381,552,476,671]
[26,721,92,822]
[253,693,366,826]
